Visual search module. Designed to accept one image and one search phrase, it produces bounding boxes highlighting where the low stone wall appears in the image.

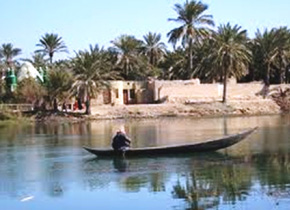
[0,104,34,112]
[156,80,289,103]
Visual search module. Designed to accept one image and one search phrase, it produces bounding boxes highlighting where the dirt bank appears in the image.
[88,99,281,120]
[21,98,284,123]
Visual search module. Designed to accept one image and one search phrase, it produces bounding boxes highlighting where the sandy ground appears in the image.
[27,98,282,123]
[89,99,281,120]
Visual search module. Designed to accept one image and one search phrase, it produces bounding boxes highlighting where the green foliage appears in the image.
[110,35,148,80]
[251,27,290,84]
[142,32,167,67]
[0,105,22,121]
[46,64,73,102]
[201,23,251,102]
[15,77,46,103]
[35,33,67,64]
[0,43,22,66]
[71,44,118,114]
[167,0,214,74]
[270,86,290,112]
[21,52,49,70]
[160,48,188,79]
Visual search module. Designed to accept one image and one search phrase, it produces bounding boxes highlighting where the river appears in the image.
[0,115,290,210]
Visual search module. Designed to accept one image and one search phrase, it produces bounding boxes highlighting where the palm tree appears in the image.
[22,52,49,70]
[251,28,290,84]
[269,27,290,83]
[207,23,251,103]
[0,61,5,97]
[35,33,67,64]
[0,43,22,66]
[110,35,145,80]
[167,0,214,74]
[142,32,166,66]
[71,44,117,114]
[46,65,73,111]
[160,48,188,79]
[15,77,46,104]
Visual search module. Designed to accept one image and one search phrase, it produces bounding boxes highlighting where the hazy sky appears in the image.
[1,0,289,60]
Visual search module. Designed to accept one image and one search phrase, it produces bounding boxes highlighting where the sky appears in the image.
[1,0,290,61]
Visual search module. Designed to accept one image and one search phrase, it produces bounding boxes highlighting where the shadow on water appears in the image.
[82,151,290,210]
[83,151,237,172]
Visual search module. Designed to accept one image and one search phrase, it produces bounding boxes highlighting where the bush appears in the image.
[270,87,290,112]
[0,105,22,120]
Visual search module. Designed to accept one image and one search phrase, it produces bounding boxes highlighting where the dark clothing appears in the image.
[111,133,131,151]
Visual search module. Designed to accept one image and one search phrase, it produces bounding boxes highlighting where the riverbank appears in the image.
[1,98,285,123]
[88,99,281,120]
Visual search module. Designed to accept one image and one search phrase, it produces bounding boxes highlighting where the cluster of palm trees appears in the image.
[1,0,290,111]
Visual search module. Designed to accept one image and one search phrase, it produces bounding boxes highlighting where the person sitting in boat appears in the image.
[111,130,131,152]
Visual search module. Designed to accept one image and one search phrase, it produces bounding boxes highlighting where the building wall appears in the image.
[91,80,289,105]
[91,80,151,105]
[155,80,289,103]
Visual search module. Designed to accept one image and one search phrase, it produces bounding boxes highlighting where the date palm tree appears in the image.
[167,0,214,74]
[207,23,251,103]
[0,61,5,97]
[110,35,145,80]
[22,52,49,71]
[160,48,187,79]
[269,27,290,83]
[0,43,22,66]
[35,33,67,64]
[251,27,290,84]
[142,32,166,66]
[71,44,117,114]
[252,29,280,84]
[46,65,73,111]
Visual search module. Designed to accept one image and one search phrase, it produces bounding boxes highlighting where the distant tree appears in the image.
[0,43,22,66]
[160,48,188,80]
[46,65,73,111]
[0,61,5,99]
[22,52,49,70]
[15,77,46,104]
[190,38,217,82]
[142,32,166,66]
[251,28,290,84]
[71,44,117,114]
[35,33,67,64]
[206,23,251,103]
[167,0,214,74]
[269,27,290,83]
[110,35,146,80]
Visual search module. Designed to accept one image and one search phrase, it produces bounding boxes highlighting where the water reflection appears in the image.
[81,153,290,210]
[112,158,129,172]
[0,115,289,210]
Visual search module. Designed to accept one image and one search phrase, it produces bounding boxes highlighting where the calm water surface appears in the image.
[0,115,290,210]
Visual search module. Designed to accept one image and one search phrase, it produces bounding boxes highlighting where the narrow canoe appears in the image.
[83,127,257,157]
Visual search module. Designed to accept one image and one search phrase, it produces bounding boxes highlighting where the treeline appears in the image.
[1,0,290,113]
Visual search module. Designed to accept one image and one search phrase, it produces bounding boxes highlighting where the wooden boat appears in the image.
[83,127,257,157]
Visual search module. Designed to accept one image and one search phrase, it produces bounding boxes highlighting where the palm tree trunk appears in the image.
[188,38,193,77]
[85,99,91,115]
[53,98,58,112]
[222,67,228,103]
[286,65,290,83]
[265,63,270,85]
[279,54,283,84]
[49,52,53,64]
[150,50,154,66]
